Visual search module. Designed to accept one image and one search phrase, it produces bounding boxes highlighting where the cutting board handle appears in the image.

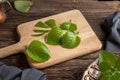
[0,42,24,58]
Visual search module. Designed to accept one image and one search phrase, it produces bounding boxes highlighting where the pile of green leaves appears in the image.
[98,50,120,80]
[33,19,81,49]
[26,19,81,62]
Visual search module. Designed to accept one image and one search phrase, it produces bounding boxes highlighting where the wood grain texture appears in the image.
[19,10,101,69]
[0,0,120,80]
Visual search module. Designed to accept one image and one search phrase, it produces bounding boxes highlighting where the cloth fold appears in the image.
[104,11,120,52]
[0,62,47,80]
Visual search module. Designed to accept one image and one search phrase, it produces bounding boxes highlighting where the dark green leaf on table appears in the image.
[45,19,57,28]
[26,40,51,62]
[33,29,50,33]
[35,21,49,28]
[45,27,63,45]
[60,21,77,31]
[61,31,80,49]
[14,0,33,13]
[32,29,49,36]
[32,33,46,37]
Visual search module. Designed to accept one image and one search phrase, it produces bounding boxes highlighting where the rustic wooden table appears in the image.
[0,0,120,80]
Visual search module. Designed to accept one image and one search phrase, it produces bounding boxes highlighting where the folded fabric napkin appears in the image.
[0,62,48,80]
[103,11,120,52]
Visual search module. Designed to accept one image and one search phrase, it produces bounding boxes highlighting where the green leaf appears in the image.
[32,33,45,37]
[109,72,120,80]
[60,21,77,31]
[60,22,71,30]
[99,50,117,67]
[61,31,81,49]
[26,40,51,62]
[69,23,77,31]
[109,76,115,80]
[14,0,33,13]
[99,74,109,80]
[115,58,120,71]
[103,70,113,77]
[32,29,49,36]
[99,62,111,73]
[45,27,63,45]
[45,19,56,28]
[35,21,49,28]
[33,29,49,33]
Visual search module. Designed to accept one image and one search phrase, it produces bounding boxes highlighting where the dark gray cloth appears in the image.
[0,62,47,80]
[104,11,120,52]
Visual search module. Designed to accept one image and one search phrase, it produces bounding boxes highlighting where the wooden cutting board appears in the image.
[0,10,102,69]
